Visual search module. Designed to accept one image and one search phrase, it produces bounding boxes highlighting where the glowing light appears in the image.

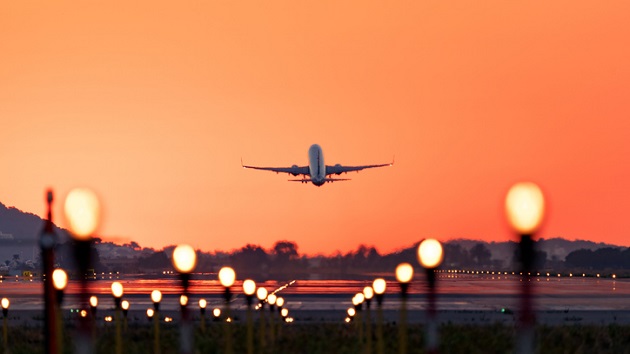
[256,287,268,301]
[199,299,207,309]
[505,182,545,234]
[268,294,277,305]
[89,296,98,308]
[395,263,414,283]
[1,298,8,309]
[363,286,374,300]
[80,309,87,317]
[122,300,130,310]
[347,308,356,317]
[612,274,617,279]
[172,244,197,274]
[164,317,173,322]
[111,282,123,298]
[345,317,351,323]
[352,293,365,306]
[281,308,289,317]
[243,279,256,296]
[180,295,189,307]
[417,239,444,268]
[64,188,101,240]
[276,297,285,307]
[218,267,236,287]
[52,269,68,291]
[373,278,386,295]
[104,316,113,322]
[151,290,162,304]
[213,308,221,318]
[147,308,154,318]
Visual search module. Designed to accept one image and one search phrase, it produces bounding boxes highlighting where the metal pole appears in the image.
[376,294,384,354]
[426,269,439,354]
[365,299,372,354]
[180,275,193,354]
[153,307,160,354]
[398,283,409,354]
[246,296,254,354]
[224,288,233,354]
[2,313,7,354]
[41,190,59,354]
[258,303,266,354]
[516,235,536,354]
[114,298,122,354]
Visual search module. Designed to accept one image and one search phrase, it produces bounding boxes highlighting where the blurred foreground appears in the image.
[2,322,630,354]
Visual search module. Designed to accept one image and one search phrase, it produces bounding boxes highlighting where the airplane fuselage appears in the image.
[308,144,326,186]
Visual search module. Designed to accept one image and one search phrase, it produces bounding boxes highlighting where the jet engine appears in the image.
[291,165,299,176]
[334,164,343,175]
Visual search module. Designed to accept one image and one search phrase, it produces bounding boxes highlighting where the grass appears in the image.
[2,322,630,354]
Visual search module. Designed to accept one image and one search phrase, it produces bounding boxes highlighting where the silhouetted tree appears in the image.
[470,243,492,266]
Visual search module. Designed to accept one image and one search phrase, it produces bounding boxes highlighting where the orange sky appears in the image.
[1,1,629,255]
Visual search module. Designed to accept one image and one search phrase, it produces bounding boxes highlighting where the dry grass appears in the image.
[2,322,630,354]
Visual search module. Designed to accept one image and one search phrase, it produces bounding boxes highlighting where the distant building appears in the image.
[0,232,13,240]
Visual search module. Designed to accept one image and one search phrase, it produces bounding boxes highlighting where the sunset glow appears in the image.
[2,1,630,255]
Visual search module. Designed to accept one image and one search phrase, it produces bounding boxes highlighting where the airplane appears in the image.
[242,144,393,186]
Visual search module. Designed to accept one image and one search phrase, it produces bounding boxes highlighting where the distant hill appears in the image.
[0,200,626,271]
[0,201,68,262]
[446,237,621,264]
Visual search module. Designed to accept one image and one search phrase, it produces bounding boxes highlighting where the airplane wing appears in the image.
[325,161,393,176]
[242,160,310,176]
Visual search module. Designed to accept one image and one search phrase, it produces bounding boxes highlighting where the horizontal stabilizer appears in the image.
[288,178,351,183]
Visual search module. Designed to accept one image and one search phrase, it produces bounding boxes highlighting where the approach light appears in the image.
[172,244,197,273]
[505,182,545,235]
[417,239,444,269]
[395,263,414,283]
[218,267,236,287]
[64,188,101,240]
[52,269,68,291]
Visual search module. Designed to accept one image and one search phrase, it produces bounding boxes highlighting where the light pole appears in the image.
[395,263,413,354]
[267,293,277,347]
[363,286,374,354]
[41,190,59,354]
[213,308,222,322]
[89,295,98,344]
[243,279,257,354]
[111,282,124,354]
[347,307,356,321]
[151,290,162,354]
[64,188,100,354]
[1,298,8,353]
[172,244,197,354]
[418,239,444,354]
[218,266,236,354]
[256,287,268,353]
[275,297,285,339]
[280,308,289,322]
[198,299,207,333]
[52,269,68,354]
[505,182,545,354]
[89,296,98,319]
[121,300,129,332]
[372,278,386,354]
[352,293,365,352]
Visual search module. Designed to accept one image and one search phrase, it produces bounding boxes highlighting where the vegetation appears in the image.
[3,322,630,354]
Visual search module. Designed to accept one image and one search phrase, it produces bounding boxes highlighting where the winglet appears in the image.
[241,157,245,168]
[390,155,395,166]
